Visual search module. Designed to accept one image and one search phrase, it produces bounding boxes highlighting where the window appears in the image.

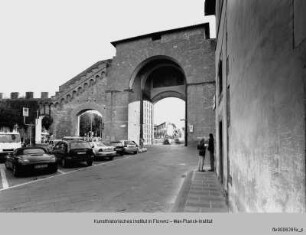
[218,59,223,95]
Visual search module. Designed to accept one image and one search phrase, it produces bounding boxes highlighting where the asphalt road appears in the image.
[0,145,199,212]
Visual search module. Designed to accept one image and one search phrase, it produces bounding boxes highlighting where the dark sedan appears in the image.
[52,140,94,168]
[5,147,58,176]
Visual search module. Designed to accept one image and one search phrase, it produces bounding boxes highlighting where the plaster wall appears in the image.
[216,0,306,212]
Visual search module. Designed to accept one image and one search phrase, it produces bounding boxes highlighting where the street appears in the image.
[0,145,199,212]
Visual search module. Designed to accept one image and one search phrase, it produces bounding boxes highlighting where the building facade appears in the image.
[208,0,306,212]
[0,92,51,144]
[48,23,216,146]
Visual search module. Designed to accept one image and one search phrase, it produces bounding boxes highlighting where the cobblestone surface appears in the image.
[175,170,229,213]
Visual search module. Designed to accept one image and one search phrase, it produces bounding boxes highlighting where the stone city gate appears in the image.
[47,23,216,146]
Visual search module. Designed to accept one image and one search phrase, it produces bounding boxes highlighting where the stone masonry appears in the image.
[49,23,216,146]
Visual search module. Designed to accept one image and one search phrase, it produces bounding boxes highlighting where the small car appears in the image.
[109,141,125,155]
[120,140,138,154]
[34,143,52,153]
[163,138,171,145]
[90,141,116,160]
[5,147,58,176]
[52,140,94,168]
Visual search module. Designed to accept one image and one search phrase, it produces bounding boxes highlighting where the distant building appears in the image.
[0,92,51,144]
[143,100,153,145]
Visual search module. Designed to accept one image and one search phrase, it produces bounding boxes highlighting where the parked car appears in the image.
[163,138,171,145]
[34,143,52,153]
[5,147,58,176]
[120,140,138,154]
[52,140,94,168]
[109,141,125,155]
[48,139,62,151]
[90,141,116,160]
[62,136,84,141]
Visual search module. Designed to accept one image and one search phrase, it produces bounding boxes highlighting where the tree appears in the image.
[42,115,53,130]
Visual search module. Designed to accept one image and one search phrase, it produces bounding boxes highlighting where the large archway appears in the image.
[128,56,187,146]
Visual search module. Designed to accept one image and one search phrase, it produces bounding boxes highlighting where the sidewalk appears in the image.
[172,170,229,213]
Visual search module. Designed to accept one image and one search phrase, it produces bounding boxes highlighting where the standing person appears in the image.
[197,137,206,172]
[208,133,215,172]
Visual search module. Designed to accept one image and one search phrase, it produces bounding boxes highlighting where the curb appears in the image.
[171,170,194,212]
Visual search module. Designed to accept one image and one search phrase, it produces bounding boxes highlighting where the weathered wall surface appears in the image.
[50,76,108,138]
[216,0,306,212]
[108,25,216,145]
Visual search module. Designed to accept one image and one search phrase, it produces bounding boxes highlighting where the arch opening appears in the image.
[153,97,185,146]
[128,56,187,146]
[77,110,103,139]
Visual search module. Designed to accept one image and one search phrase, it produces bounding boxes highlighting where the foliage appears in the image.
[42,115,53,130]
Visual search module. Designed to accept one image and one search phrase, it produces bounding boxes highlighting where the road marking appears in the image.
[57,169,66,174]
[0,167,9,189]
[0,154,141,192]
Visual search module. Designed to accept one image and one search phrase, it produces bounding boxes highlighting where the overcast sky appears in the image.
[154,98,185,128]
[0,0,215,98]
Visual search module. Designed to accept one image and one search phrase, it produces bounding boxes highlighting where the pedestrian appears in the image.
[208,133,215,172]
[197,137,206,172]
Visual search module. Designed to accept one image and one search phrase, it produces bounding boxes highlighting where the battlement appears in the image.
[0,92,49,100]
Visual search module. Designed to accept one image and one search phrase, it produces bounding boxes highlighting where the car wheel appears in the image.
[109,157,114,161]
[13,165,20,177]
[133,151,137,154]
[87,160,93,166]
[62,158,68,168]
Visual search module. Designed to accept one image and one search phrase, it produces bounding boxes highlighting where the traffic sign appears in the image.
[23,107,29,117]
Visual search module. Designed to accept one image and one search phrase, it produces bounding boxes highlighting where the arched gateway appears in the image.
[50,23,216,146]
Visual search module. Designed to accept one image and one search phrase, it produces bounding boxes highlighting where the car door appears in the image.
[5,150,15,169]
[52,142,65,162]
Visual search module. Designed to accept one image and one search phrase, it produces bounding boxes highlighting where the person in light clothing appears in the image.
[197,137,206,172]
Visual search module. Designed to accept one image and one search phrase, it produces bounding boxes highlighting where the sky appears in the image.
[154,98,185,128]
[0,0,215,98]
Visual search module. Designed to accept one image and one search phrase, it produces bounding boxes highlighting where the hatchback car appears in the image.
[52,140,94,167]
[109,141,125,155]
[90,141,116,160]
[120,140,138,154]
[5,147,58,176]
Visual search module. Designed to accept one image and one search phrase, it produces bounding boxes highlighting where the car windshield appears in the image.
[22,149,46,155]
[94,142,106,147]
[70,142,91,149]
[102,142,111,146]
[124,141,136,145]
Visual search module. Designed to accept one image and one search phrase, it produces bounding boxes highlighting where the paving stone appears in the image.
[188,191,210,196]
[200,207,228,213]
[210,203,227,209]
[209,191,223,196]
[199,196,225,202]
[188,195,201,201]
[186,202,211,208]
[184,206,201,212]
